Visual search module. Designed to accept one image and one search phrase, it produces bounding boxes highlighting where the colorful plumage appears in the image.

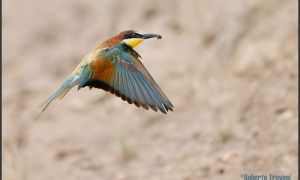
[41,30,174,114]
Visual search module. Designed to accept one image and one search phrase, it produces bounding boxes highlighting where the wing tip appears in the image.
[85,79,174,114]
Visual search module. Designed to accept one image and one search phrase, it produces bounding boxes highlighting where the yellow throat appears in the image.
[123,38,144,48]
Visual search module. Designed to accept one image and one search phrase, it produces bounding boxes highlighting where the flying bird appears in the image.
[41,30,174,114]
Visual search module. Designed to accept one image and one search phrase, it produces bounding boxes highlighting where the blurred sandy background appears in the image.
[2,0,298,179]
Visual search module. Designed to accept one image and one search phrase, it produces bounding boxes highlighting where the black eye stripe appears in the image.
[134,33,143,38]
[124,33,143,39]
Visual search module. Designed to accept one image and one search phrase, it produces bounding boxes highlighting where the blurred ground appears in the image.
[2,0,298,180]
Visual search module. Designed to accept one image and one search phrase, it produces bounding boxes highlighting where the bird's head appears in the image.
[119,30,162,48]
[99,30,162,49]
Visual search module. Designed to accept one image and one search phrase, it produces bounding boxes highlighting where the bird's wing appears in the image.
[84,47,173,114]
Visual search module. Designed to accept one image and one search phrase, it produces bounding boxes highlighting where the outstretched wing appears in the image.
[84,47,174,114]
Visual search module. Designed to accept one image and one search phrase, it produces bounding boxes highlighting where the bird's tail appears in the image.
[40,74,80,112]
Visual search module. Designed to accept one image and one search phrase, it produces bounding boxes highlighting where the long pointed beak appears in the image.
[142,33,162,39]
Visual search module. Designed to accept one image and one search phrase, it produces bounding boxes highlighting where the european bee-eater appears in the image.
[41,30,174,114]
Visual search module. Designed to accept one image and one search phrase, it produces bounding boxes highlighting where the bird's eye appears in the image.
[132,33,143,38]
[125,33,143,39]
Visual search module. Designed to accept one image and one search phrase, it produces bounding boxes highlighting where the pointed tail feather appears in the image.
[40,74,80,112]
